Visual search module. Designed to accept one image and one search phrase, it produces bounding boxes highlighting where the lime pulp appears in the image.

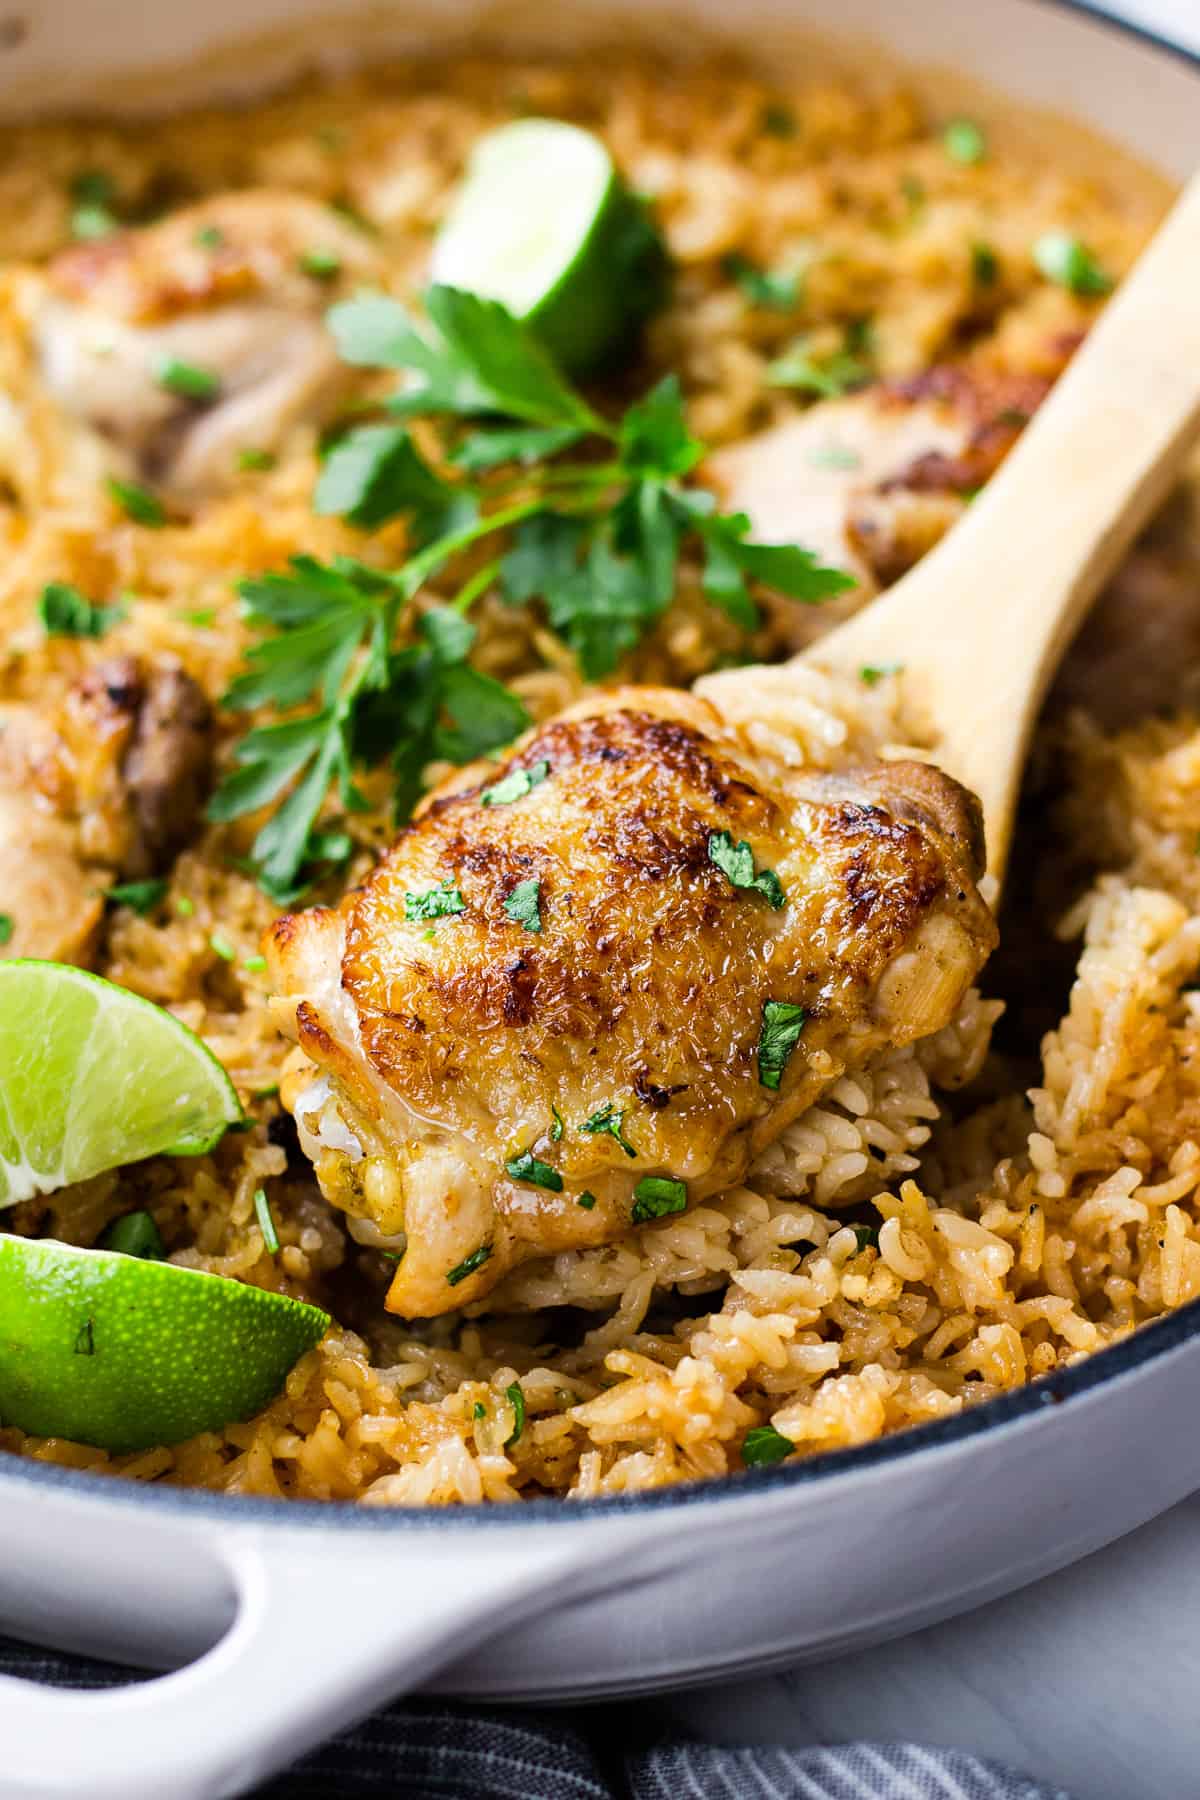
[430,117,665,375]
[0,960,243,1208]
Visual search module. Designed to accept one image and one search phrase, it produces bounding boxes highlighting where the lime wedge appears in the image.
[0,1236,328,1450]
[430,118,666,374]
[0,960,243,1209]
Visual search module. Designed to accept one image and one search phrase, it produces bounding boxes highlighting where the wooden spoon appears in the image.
[720,172,1200,887]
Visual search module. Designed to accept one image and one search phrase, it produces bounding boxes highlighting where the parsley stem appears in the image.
[505,460,623,491]
[399,497,549,596]
[452,556,503,614]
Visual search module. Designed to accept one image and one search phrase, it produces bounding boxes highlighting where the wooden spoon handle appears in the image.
[813,170,1200,880]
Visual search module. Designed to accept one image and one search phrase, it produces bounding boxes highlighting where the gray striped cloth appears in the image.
[0,1637,1073,1799]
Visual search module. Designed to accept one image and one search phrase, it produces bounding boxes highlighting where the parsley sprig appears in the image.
[208,557,526,897]
[321,284,855,676]
[213,285,854,896]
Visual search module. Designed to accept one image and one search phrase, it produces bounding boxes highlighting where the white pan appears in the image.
[1,5,1198,1798]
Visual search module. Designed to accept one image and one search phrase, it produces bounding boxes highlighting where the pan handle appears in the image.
[0,1513,614,1800]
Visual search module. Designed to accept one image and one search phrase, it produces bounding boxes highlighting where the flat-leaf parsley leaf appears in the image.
[708,831,786,908]
[405,881,466,921]
[219,286,854,895]
[631,1176,688,1223]
[502,877,542,933]
[481,759,550,807]
[757,1000,807,1091]
[742,1424,796,1466]
[38,583,123,639]
[505,1151,563,1192]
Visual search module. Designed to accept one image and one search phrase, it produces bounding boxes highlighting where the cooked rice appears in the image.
[3,51,1198,1506]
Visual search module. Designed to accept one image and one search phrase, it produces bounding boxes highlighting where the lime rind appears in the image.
[0,960,243,1208]
[0,1236,329,1450]
[432,119,615,320]
[431,117,665,375]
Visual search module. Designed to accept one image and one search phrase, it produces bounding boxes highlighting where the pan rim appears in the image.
[2,0,1198,1534]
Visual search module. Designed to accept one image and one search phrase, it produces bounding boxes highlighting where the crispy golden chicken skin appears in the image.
[267,686,996,1317]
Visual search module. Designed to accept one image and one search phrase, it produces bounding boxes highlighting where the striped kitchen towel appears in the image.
[0,1636,1073,1799]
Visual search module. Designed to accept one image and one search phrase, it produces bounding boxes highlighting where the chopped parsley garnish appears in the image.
[99,1210,165,1261]
[502,877,542,933]
[447,1242,492,1286]
[851,1223,880,1252]
[942,117,987,165]
[505,1150,563,1192]
[473,1400,487,1420]
[631,1176,688,1222]
[767,336,871,398]
[209,931,236,962]
[761,102,796,137]
[581,1102,636,1158]
[243,954,267,973]
[859,661,904,687]
[314,421,458,530]
[1032,232,1113,297]
[195,224,225,249]
[505,1380,526,1448]
[254,1187,280,1255]
[215,286,852,896]
[72,204,116,241]
[550,1104,564,1142]
[175,896,195,917]
[104,879,168,915]
[742,1424,796,1467]
[807,444,862,470]
[404,881,466,921]
[156,356,221,402]
[708,831,786,908]
[38,582,121,639]
[237,448,276,472]
[757,1000,807,1091]
[0,914,12,946]
[299,248,342,280]
[722,253,800,310]
[971,242,999,287]
[481,759,550,807]
[577,1191,597,1210]
[70,170,117,240]
[106,476,166,527]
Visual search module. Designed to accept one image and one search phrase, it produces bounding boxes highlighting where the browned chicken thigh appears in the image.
[0,657,212,962]
[703,357,1064,647]
[267,683,996,1316]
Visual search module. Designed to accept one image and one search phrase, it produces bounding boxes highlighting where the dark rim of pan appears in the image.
[3,0,1199,1530]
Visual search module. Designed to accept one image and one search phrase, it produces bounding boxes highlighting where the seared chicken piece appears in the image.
[267,687,996,1316]
[0,657,212,962]
[705,359,1064,646]
[10,191,378,503]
